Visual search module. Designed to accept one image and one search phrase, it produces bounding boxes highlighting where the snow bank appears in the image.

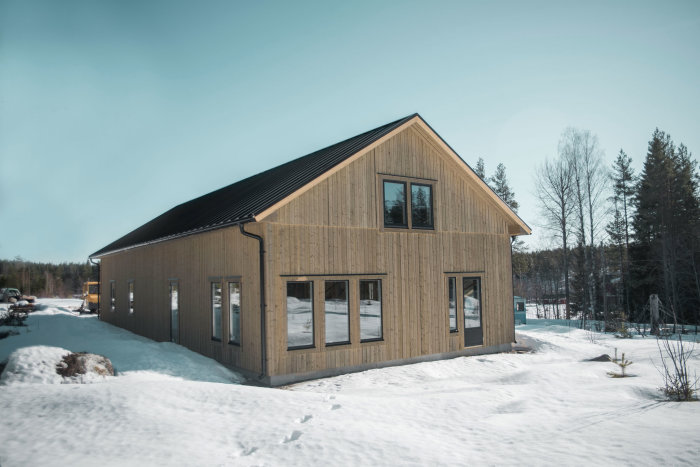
[1,302,699,466]
[0,346,71,385]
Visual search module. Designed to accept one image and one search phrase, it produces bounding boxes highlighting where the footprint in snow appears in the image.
[330,403,341,410]
[296,414,313,424]
[282,430,303,443]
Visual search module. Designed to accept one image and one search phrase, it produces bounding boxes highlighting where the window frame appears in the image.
[410,182,434,230]
[286,280,315,351]
[382,180,408,228]
[228,280,241,346]
[110,280,116,312]
[169,279,179,344]
[211,281,223,342]
[448,276,458,333]
[379,174,437,231]
[359,278,383,343]
[127,280,134,314]
[324,280,351,347]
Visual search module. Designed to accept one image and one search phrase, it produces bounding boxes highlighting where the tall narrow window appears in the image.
[463,278,481,329]
[287,281,314,349]
[110,281,116,312]
[211,282,222,341]
[228,282,241,345]
[411,183,433,228]
[128,281,134,314]
[383,181,407,227]
[325,280,349,345]
[448,277,457,332]
[170,281,179,344]
[360,279,382,341]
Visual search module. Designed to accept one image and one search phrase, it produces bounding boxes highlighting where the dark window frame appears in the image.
[211,281,223,342]
[127,280,134,314]
[462,276,483,329]
[383,180,408,228]
[228,281,242,346]
[324,280,351,347]
[110,280,116,312]
[448,276,458,333]
[286,281,315,351]
[410,182,434,230]
[169,279,179,344]
[359,278,383,343]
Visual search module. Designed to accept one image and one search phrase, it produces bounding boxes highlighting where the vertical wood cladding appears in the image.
[99,122,519,381]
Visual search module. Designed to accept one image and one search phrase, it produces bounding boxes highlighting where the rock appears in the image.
[586,354,612,362]
[56,352,115,379]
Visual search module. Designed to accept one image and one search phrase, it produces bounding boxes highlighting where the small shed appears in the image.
[514,296,527,325]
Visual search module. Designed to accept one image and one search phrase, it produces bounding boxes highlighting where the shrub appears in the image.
[657,335,698,401]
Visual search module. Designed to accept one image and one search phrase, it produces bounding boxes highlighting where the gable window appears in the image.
[110,281,116,312]
[359,279,382,341]
[411,183,433,228]
[128,281,134,314]
[287,281,314,349]
[325,280,350,346]
[383,181,407,227]
[382,178,434,230]
[211,282,222,341]
[228,281,241,345]
[448,277,457,332]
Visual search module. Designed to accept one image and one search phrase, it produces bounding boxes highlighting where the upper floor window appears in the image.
[383,181,407,227]
[383,179,434,229]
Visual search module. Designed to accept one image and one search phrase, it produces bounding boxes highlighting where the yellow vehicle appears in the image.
[82,281,99,313]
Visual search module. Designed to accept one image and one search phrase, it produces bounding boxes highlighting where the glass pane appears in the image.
[211,282,222,340]
[411,184,433,228]
[287,282,313,348]
[110,282,116,312]
[229,282,241,344]
[128,282,134,314]
[448,277,457,331]
[383,181,407,227]
[170,282,179,343]
[325,281,349,344]
[360,279,382,340]
[463,278,481,329]
[89,284,99,294]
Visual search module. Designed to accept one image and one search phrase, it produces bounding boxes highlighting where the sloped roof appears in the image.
[91,114,418,257]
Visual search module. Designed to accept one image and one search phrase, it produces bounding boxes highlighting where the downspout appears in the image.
[510,236,516,344]
[89,258,100,319]
[239,223,267,380]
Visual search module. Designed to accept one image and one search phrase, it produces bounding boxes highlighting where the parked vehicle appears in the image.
[0,287,21,303]
[82,281,99,313]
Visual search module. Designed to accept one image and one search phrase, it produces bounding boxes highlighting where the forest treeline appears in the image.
[501,127,700,327]
[0,257,98,297]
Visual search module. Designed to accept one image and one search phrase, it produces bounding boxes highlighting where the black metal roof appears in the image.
[91,114,418,257]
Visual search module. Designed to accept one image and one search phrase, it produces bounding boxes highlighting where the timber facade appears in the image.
[92,114,531,385]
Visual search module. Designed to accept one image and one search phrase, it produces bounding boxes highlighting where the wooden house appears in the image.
[90,114,531,385]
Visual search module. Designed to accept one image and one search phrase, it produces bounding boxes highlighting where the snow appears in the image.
[1,299,700,466]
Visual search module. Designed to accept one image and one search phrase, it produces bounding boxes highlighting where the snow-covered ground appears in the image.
[1,299,699,466]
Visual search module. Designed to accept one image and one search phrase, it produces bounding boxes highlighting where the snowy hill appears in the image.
[1,300,699,466]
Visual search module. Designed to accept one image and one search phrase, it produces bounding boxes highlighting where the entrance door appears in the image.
[170,281,179,344]
[463,277,483,346]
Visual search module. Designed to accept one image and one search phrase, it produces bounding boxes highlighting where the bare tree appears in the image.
[535,156,575,319]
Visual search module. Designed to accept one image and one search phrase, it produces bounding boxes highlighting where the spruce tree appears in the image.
[490,163,519,213]
[474,157,486,180]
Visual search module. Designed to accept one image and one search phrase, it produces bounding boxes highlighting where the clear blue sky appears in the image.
[1,0,698,262]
